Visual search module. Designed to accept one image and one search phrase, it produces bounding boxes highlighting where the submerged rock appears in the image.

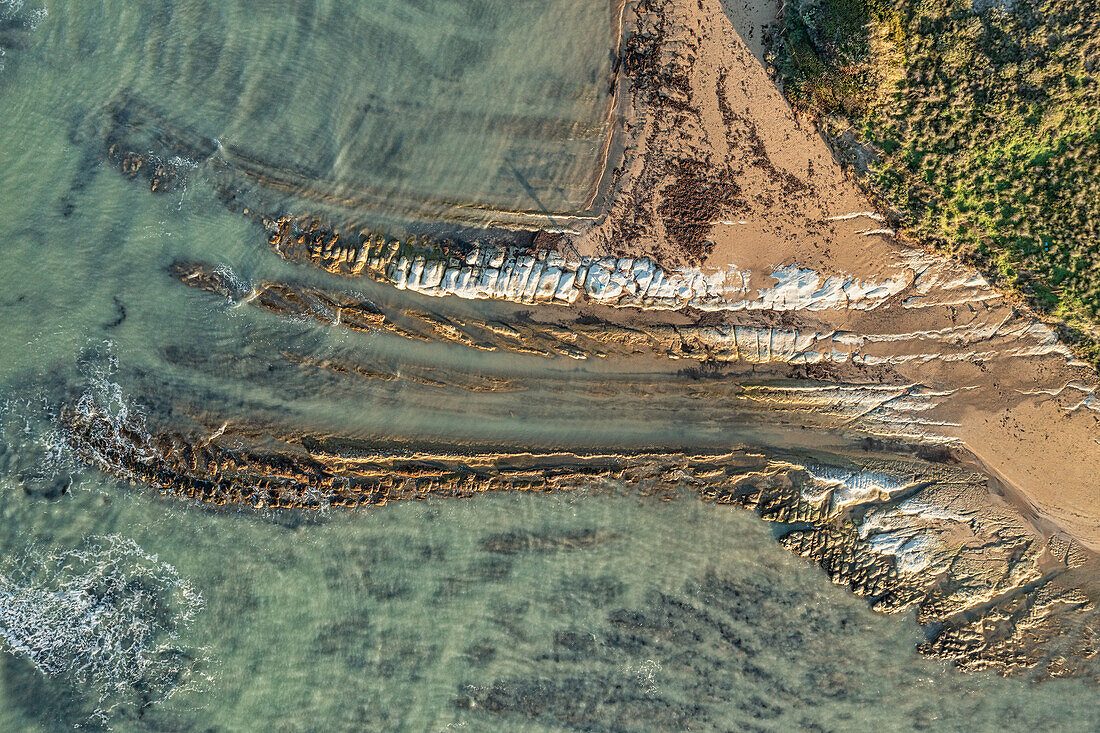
[480,529,620,554]
[57,391,1100,680]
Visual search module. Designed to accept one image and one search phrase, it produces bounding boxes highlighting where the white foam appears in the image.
[0,0,26,16]
[70,356,158,472]
[0,535,206,717]
[0,391,77,491]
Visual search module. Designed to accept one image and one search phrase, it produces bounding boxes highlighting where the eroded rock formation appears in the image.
[59,389,1098,679]
[73,0,1100,684]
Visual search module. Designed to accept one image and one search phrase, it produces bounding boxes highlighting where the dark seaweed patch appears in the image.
[480,528,619,554]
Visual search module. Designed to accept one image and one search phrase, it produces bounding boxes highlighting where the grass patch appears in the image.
[770,0,1100,367]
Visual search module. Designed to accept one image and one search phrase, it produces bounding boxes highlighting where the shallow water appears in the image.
[28,0,615,216]
[1,1,1099,730]
[4,482,1100,732]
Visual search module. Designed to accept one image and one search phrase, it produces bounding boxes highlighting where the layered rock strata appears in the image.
[264,215,912,312]
[173,261,1083,374]
[172,262,1096,447]
[81,0,1100,682]
[59,396,1098,680]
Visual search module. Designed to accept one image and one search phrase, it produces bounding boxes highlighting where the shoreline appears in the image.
[75,0,1100,680]
[569,0,1100,557]
[579,0,637,215]
[102,0,1100,560]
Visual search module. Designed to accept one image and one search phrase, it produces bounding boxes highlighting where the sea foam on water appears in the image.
[0,535,206,717]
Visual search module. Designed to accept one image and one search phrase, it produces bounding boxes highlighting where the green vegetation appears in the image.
[771,0,1100,365]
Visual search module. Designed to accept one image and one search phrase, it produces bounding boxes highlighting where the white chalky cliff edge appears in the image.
[383,247,914,311]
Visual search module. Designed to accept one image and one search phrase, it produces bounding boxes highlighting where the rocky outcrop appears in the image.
[172,261,1092,448]
[84,11,1100,683]
[712,460,1098,678]
[172,260,1069,373]
[105,143,196,194]
[265,214,911,312]
[98,98,213,194]
[59,391,1098,679]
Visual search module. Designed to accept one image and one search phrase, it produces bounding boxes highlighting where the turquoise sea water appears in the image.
[0,1,1099,730]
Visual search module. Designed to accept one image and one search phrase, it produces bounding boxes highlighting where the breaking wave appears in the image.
[68,345,158,474]
[0,535,207,719]
[0,1,48,76]
[0,0,48,27]
[0,390,78,497]
[0,341,153,499]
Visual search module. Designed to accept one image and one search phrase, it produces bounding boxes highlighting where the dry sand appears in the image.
[573,0,1100,550]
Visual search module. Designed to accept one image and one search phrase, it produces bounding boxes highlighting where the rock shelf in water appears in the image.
[78,2,1100,687]
[58,393,1098,681]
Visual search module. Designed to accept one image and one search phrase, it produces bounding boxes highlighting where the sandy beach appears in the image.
[570,0,1100,552]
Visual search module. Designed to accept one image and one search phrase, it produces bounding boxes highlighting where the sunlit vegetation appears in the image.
[771,0,1100,364]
